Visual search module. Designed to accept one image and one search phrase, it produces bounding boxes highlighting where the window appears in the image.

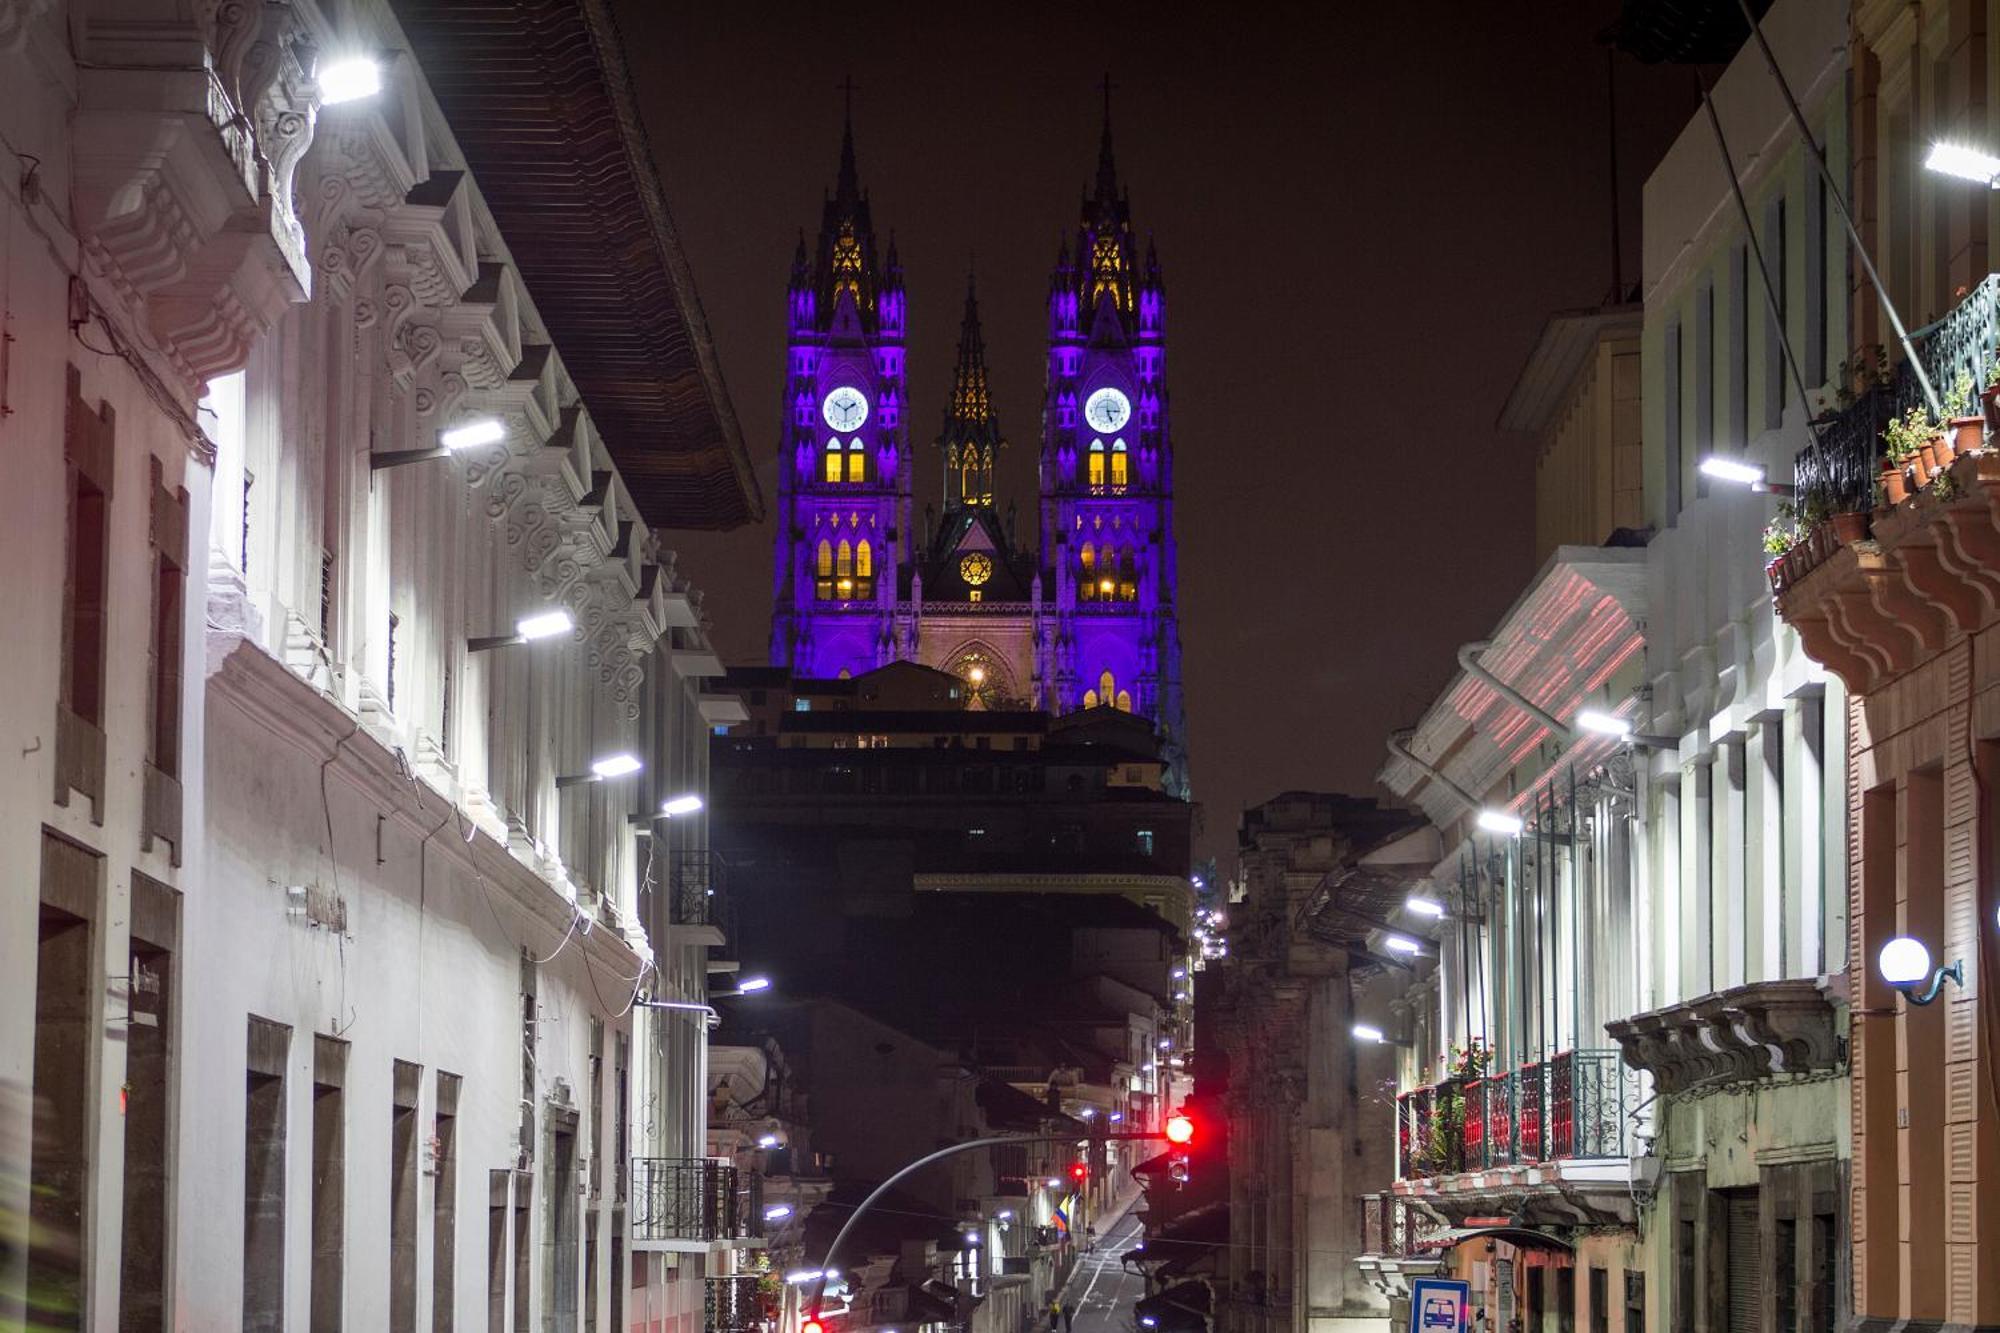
[856,539,872,579]
[846,439,867,483]
[1589,1268,1608,1333]
[245,1016,291,1330]
[1110,439,1128,491]
[824,440,841,484]
[794,698,812,713]
[434,1073,460,1333]
[816,540,834,601]
[391,1060,422,1333]
[1087,439,1105,490]
[1115,689,1131,711]
[1099,670,1115,703]
[1080,543,1097,601]
[62,405,113,725]
[1117,548,1136,601]
[312,1034,349,1332]
[1083,689,1098,708]
[150,534,186,777]
[1136,829,1155,855]
[837,540,853,578]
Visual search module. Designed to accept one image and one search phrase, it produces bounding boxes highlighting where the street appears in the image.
[1060,1208,1149,1333]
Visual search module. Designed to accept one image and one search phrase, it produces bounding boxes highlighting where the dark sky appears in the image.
[613,2,1699,866]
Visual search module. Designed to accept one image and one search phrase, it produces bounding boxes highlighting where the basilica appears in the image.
[768,103,1188,786]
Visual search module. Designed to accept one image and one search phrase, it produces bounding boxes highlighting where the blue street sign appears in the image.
[1408,1277,1471,1333]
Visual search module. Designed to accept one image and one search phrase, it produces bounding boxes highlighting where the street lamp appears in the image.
[660,793,704,817]
[468,609,572,653]
[1404,894,1446,919]
[1475,808,1523,836]
[1926,141,2000,186]
[1351,1023,1412,1049]
[556,752,643,788]
[371,415,506,471]
[1877,935,1963,1007]
[317,55,383,106]
[1697,455,1795,496]
[1573,707,1674,750]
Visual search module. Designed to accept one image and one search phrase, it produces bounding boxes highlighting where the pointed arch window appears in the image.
[846,439,868,484]
[824,439,842,485]
[1097,670,1116,708]
[815,540,834,600]
[1110,438,1129,492]
[1115,689,1132,711]
[1079,543,1097,601]
[1096,547,1120,602]
[981,447,995,504]
[1083,688,1099,708]
[835,539,855,598]
[1087,439,1106,492]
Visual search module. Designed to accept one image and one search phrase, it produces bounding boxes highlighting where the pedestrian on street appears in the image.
[1049,1298,1063,1333]
[1063,1302,1074,1333]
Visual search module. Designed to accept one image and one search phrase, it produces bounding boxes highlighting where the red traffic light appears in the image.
[1165,1114,1195,1145]
[1069,1161,1088,1182]
[803,1320,825,1333]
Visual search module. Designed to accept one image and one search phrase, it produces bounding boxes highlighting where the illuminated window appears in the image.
[1116,689,1132,711]
[1099,670,1115,702]
[1098,547,1119,601]
[1110,439,1128,492]
[969,590,981,603]
[837,540,853,578]
[856,539,872,579]
[824,440,842,484]
[815,540,834,600]
[1087,439,1105,491]
[1080,543,1097,601]
[1083,689,1098,708]
[846,439,867,484]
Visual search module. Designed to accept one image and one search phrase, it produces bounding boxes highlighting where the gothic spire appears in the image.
[1093,71,1119,210]
[955,271,988,389]
[835,75,861,205]
[938,269,1003,508]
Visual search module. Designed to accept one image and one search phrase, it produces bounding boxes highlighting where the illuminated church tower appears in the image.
[1039,96,1187,784]
[769,108,910,678]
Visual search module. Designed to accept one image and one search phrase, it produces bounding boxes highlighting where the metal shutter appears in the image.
[1727,1192,1762,1332]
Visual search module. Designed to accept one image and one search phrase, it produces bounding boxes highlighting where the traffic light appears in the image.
[1069,1161,1088,1184]
[1165,1114,1194,1145]
[1167,1156,1190,1185]
[802,1319,825,1333]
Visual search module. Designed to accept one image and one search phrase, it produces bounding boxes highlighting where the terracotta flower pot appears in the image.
[1925,438,1949,472]
[1880,465,1909,505]
[1950,415,1985,455]
[1909,452,1932,488]
[1767,557,1785,594]
[1831,511,1869,545]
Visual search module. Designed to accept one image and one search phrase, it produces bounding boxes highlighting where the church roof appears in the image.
[915,506,1036,604]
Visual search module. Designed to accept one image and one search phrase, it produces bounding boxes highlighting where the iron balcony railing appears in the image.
[631,1157,761,1244]
[667,850,730,932]
[705,1274,768,1333]
[1358,1192,1419,1258]
[1396,1048,1638,1181]
[1794,272,2000,513]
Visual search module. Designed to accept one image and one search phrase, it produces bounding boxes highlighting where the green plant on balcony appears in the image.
[1934,468,1962,500]
[1421,1082,1466,1176]
[1447,1039,1492,1081]
[1883,405,1937,465]
[1762,501,1801,557]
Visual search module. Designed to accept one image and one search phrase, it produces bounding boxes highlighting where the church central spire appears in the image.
[938,272,1003,509]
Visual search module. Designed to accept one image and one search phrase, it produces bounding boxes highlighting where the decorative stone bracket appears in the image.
[1605,977,1842,1096]
[1776,454,2000,693]
[72,4,324,396]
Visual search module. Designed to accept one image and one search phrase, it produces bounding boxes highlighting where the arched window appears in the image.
[1110,439,1129,492]
[1115,689,1132,711]
[1098,547,1119,601]
[1087,439,1105,491]
[824,440,842,484]
[856,539,872,578]
[846,439,867,483]
[961,454,978,504]
[815,540,834,600]
[1083,689,1098,708]
[837,540,853,578]
[981,447,995,503]
[1099,669,1115,703]
[1079,543,1096,601]
[1118,548,1136,601]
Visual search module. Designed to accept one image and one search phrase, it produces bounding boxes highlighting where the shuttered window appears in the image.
[1726,1191,1762,1332]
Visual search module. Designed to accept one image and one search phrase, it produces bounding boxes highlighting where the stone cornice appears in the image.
[1605,977,1842,1096]
[207,633,647,979]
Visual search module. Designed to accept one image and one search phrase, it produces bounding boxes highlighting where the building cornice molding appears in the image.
[207,634,646,979]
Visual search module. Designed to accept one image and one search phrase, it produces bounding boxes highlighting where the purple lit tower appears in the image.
[1039,100,1186,786]
[768,109,910,677]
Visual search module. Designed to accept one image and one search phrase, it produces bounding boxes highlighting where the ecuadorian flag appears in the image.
[1052,1197,1072,1235]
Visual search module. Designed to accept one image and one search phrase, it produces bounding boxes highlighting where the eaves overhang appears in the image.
[393,0,763,530]
[1377,546,1649,829]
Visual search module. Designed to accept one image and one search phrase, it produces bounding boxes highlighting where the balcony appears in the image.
[1394,1049,1643,1226]
[705,1274,770,1333]
[664,850,736,946]
[630,1157,762,1252]
[1606,978,1841,1096]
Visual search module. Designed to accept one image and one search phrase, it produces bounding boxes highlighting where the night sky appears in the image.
[612,1,1699,866]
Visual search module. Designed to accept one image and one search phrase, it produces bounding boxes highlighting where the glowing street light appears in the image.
[1352,1022,1412,1048]
[1404,895,1446,919]
[317,56,383,106]
[1878,935,1964,1006]
[765,1204,794,1222]
[660,793,705,817]
[1476,809,1524,836]
[556,752,644,788]
[440,416,506,451]
[1382,934,1423,956]
[1926,141,2000,185]
[469,609,572,653]
[1698,455,1794,496]
[730,975,772,994]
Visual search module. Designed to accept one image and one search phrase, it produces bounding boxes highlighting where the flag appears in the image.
[1051,1197,1071,1235]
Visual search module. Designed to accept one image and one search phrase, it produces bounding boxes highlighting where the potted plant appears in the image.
[1948,370,1985,455]
[1880,461,1909,506]
[1763,502,1799,592]
[1886,405,1937,488]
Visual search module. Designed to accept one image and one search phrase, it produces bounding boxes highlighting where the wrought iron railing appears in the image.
[631,1157,761,1244]
[705,1274,768,1333]
[668,850,729,931]
[1398,1049,1641,1181]
[1794,273,2000,512]
[1358,1192,1418,1258]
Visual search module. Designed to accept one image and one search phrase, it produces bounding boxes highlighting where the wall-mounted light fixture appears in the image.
[1351,1023,1413,1049]
[1926,142,2000,186]
[1475,809,1523,836]
[317,55,384,106]
[372,416,506,471]
[1698,455,1795,496]
[468,609,571,653]
[556,752,644,789]
[1878,935,1963,1007]
[1573,708,1674,750]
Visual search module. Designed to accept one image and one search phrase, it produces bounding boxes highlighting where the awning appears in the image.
[1135,1280,1211,1332]
[1411,1226,1573,1255]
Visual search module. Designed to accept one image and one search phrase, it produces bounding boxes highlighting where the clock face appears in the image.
[1083,387,1131,434]
[822,387,870,433]
[959,553,993,586]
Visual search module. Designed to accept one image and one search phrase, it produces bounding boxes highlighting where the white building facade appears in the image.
[0,0,759,1328]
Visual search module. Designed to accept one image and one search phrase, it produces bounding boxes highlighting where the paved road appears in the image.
[1059,1207,1149,1333]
